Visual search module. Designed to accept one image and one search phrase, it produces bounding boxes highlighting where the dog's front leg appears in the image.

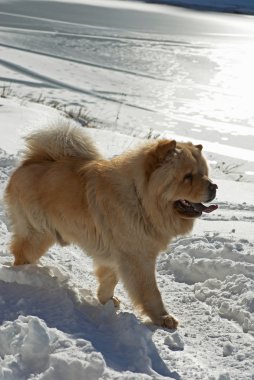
[118,255,178,329]
[95,265,120,307]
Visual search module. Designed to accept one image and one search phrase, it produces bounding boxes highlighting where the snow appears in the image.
[164,332,185,351]
[0,316,106,380]
[159,237,254,333]
[0,0,254,379]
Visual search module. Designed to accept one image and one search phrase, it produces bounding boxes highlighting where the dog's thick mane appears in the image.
[22,118,102,164]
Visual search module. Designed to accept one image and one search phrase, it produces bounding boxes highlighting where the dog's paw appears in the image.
[160,314,179,329]
[111,296,121,309]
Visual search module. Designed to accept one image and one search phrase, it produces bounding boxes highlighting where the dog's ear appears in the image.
[195,144,203,151]
[155,140,176,160]
[145,140,177,181]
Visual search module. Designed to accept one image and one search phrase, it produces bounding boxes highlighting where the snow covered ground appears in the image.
[0,0,254,379]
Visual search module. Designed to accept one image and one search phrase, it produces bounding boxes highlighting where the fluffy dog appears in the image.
[4,119,218,328]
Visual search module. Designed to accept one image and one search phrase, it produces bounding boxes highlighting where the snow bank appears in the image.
[0,316,105,380]
[194,274,254,333]
[0,263,176,379]
[0,99,61,155]
[159,236,254,334]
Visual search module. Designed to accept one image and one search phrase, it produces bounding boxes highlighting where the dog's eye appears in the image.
[184,173,193,182]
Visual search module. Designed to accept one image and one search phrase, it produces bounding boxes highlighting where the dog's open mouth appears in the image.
[174,200,218,218]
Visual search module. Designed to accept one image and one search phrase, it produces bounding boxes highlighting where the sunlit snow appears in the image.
[0,1,254,379]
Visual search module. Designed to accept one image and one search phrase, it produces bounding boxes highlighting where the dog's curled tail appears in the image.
[22,118,101,163]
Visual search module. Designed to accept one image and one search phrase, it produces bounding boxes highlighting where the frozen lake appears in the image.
[0,0,254,170]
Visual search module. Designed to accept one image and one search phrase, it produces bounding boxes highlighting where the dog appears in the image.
[4,119,218,328]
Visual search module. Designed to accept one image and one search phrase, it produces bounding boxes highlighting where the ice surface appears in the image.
[143,0,254,14]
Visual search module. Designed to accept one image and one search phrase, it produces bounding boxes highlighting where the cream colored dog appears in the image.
[5,120,217,328]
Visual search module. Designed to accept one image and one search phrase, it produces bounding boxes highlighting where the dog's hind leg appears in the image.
[10,231,54,265]
[6,200,55,265]
[95,265,120,307]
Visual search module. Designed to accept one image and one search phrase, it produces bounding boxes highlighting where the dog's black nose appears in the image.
[209,182,218,192]
[207,182,218,202]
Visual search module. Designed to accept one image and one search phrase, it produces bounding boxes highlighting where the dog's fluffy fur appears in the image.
[5,119,217,328]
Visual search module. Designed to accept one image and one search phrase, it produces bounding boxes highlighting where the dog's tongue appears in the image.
[193,203,218,213]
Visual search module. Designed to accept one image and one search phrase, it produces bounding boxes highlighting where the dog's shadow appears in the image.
[0,264,180,379]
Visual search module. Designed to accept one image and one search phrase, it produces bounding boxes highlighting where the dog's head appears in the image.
[144,139,218,219]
